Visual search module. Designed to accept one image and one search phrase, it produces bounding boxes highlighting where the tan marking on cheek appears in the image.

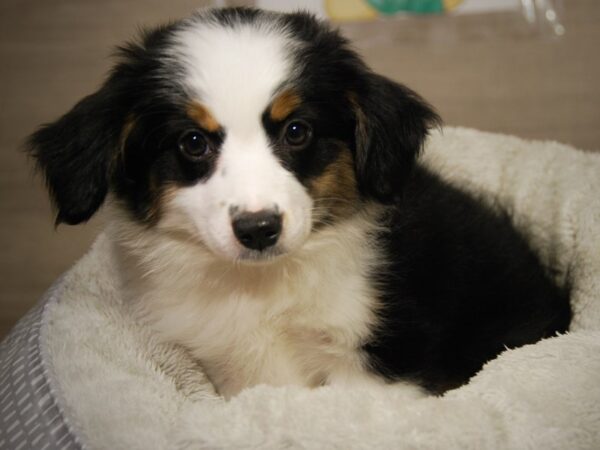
[144,175,164,223]
[270,90,302,122]
[145,184,179,224]
[158,184,178,206]
[308,147,360,223]
[187,102,221,132]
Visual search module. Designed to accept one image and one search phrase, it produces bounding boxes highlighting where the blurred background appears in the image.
[1,0,599,338]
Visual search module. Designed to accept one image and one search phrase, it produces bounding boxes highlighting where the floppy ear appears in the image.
[352,73,441,203]
[26,23,181,225]
[27,81,126,225]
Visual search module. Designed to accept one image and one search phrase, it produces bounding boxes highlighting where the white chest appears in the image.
[117,216,382,398]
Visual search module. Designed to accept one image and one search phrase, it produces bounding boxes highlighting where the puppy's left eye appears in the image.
[284,120,312,148]
[179,131,210,161]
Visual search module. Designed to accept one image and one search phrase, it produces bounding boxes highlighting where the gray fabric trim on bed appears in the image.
[0,287,80,450]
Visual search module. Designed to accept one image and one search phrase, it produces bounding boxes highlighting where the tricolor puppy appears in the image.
[29,8,571,398]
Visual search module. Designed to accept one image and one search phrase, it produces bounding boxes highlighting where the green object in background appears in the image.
[366,0,445,15]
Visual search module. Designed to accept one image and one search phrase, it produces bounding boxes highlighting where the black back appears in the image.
[365,165,571,394]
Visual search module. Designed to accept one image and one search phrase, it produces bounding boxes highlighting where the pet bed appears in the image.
[1,127,599,450]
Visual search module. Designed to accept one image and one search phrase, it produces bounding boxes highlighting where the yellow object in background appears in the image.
[325,0,378,21]
[326,0,464,21]
[444,0,463,10]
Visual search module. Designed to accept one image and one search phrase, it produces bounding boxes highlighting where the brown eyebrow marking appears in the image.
[187,102,221,132]
[270,89,302,122]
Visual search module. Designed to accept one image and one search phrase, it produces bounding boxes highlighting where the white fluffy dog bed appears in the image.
[1,127,600,449]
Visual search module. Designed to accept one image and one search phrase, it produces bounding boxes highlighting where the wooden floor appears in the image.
[1,0,599,339]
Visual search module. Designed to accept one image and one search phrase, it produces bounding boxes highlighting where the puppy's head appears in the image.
[28,8,440,263]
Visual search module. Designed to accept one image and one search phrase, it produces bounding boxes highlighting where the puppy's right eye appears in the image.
[284,120,312,149]
[178,131,209,161]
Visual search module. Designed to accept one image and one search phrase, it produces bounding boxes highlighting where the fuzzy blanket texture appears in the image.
[23,128,600,448]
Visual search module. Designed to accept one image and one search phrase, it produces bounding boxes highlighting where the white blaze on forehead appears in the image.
[173,19,294,133]
[165,17,313,262]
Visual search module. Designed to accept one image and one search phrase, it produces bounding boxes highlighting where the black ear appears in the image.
[352,73,441,203]
[27,87,123,225]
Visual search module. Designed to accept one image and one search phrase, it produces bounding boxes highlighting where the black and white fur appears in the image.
[28,8,571,398]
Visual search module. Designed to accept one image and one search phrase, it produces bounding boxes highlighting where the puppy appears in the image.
[28,8,570,398]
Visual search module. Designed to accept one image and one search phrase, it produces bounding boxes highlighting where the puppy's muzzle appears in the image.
[232,210,282,251]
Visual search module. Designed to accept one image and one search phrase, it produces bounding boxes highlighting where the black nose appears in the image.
[232,210,282,251]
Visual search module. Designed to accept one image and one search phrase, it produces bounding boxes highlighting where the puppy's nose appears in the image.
[232,210,282,251]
